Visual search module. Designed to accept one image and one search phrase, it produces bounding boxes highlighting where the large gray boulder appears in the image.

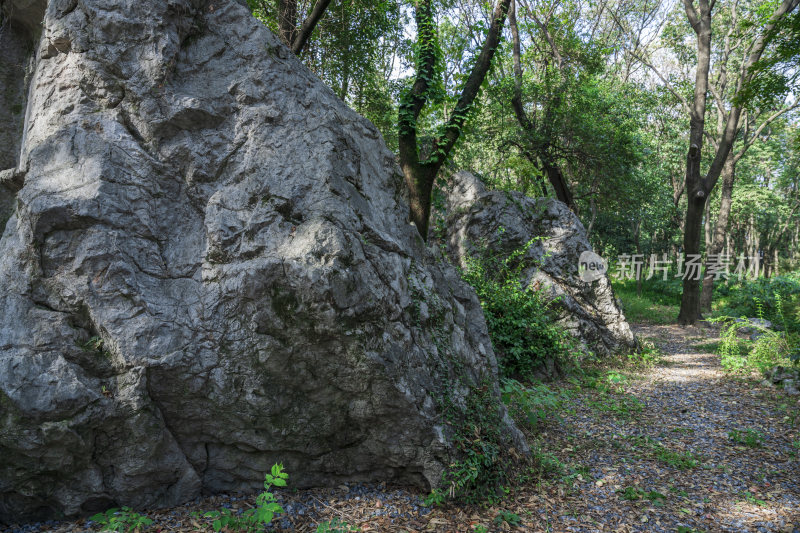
[441,171,637,357]
[0,0,525,522]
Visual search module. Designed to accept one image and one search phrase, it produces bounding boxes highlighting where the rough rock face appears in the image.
[0,1,525,522]
[442,171,637,357]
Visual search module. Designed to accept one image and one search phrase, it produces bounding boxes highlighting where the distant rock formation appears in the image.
[442,171,638,357]
[0,1,524,522]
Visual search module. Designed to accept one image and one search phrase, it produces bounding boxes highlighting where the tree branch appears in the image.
[683,0,701,31]
[736,101,800,158]
[704,0,800,193]
[398,0,438,166]
[431,0,512,162]
[627,49,691,113]
[291,0,332,55]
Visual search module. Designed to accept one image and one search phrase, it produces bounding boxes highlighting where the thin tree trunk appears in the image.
[508,0,575,211]
[277,0,298,46]
[700,156,735,311]
[291,0,332,54]
[773,248,779,277]
[634,220,642,297]
[587,196,597,237]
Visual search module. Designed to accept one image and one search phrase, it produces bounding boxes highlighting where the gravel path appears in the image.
[4,323,799,532]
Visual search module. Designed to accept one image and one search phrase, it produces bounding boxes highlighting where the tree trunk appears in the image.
[634,219,642,297]
[677,0,712,326]
[543,161,574,209]
[508,0,575,212]
[676,0,798,323]
[275,0,331,55]
[291,0,333,55]
[401,161,437,240]
[399,0,511,239]
[678,193,707,324]
[700,156,735,311]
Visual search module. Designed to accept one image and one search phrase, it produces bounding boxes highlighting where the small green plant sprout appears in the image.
[617,486,646,501]
[316,517,360,532]
[654,447,700,470]
[473,525,489,533]
[728,428,764,448]
[423,488,447,507]
[645,490,667,506]
[493,509,522,527]
[90,506,153,532]
[740,490,767,506]
[82,336,104,352]
[626,340,663,367]
[203,463,288,532]
[790,440,800,457]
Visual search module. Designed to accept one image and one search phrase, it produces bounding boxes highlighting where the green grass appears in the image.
[616,291,678,323]
[728,428,764,448]
[612,280,679,324]
[616,486,667,505]
[654,447,700,469]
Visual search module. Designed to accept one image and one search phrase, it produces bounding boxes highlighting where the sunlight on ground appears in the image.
[714,496,799,532]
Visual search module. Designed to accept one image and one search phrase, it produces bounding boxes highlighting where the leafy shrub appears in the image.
[500,378,565,431]
[427,381,517,506]
[461,239,580,379]
[716,273,800,332]
[90,507,153,532]
[712,315,799,374]
[201,463,288,532]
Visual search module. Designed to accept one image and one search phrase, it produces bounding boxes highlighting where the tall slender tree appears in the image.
[676,0,799,324]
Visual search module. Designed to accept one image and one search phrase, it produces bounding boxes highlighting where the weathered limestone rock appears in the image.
[0,7,34,234]
[0,0,525,522]
[442,171,637,357]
